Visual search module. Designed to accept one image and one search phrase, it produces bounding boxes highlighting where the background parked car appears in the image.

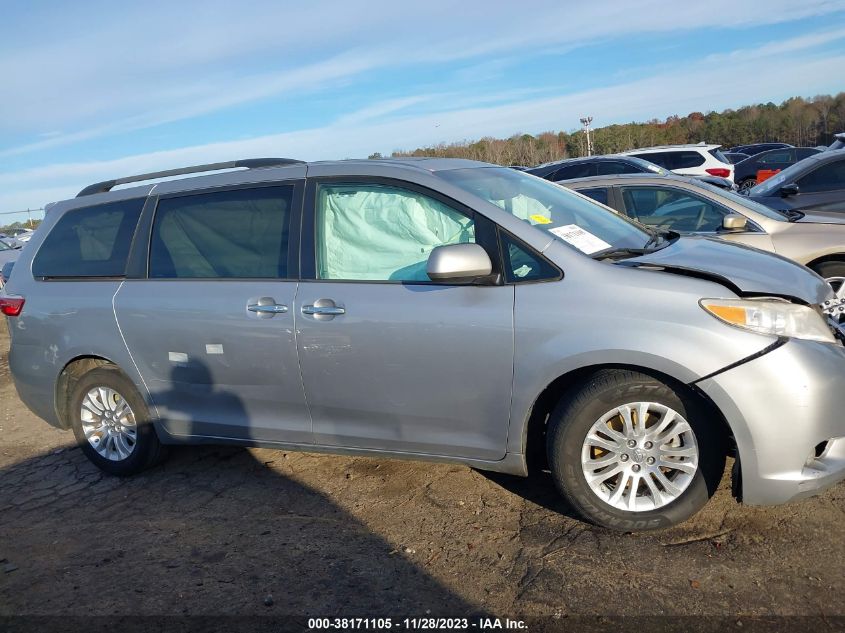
[825,132,845,151]
[0,240,20,287]
[0,236,22,250]
[747,149,845,215]
[563,172,845,292]
[526,155,667,181]
[14,229,35,244]
[619,143,734,182]
[527,155,735,191]
[728,142,792,156]
[733,147,822,192]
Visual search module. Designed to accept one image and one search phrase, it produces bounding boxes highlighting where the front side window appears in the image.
[798,159,845,193]
[620,186,728,232]
[441,167,651,255]
[33,198,144,278]
[150,186,293,279]
[316,183,475,281]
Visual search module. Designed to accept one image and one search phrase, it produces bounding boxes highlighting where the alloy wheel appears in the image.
[580,402,699,512]
[80,386,138,461]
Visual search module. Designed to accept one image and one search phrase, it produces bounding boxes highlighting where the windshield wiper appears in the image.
[592,247,652,260]
[593,230,677,260]
[783,209,804,222]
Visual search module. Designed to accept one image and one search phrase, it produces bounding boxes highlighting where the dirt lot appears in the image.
[0,323,843,631]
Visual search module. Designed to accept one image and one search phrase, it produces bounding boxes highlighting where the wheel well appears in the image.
[55,356,115,429]
[522,364,735,473]
[804,254,845,273]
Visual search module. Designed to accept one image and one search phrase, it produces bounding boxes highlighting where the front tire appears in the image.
[547,370,724,531]
[811,260,845,299]
[69,366,165,476]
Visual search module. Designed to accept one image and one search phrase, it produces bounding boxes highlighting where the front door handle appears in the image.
[302,298,345,320]
[302,305,345,316]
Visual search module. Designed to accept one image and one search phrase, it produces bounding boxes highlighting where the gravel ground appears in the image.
[0,324,843,631]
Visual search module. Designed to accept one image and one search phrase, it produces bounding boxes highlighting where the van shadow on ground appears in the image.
[0,361,486,628]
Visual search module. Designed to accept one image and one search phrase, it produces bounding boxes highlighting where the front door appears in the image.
[295,179,514,460]
[115,182,311,444]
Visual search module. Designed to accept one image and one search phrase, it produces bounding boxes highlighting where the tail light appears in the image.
[706,167,731,178]
[0,296,25,317]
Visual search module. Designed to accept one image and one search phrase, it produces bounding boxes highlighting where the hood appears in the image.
[619,236,830,304]
[795,210,845,225]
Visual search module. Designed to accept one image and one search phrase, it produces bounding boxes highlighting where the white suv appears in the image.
[620,143,734,182]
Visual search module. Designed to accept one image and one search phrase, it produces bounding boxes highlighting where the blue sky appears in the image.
[1,0,845,218]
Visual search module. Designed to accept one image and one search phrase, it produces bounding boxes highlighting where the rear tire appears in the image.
[737,178,756,193]
[547,369,724,532]
[69,366,166,476]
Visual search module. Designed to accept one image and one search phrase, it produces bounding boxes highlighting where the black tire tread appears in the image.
[547,369,722,532]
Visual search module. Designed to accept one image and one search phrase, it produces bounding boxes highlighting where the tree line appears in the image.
[377,93,845,167]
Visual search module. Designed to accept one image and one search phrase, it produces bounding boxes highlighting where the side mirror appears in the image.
[780,183,799,197]
[721,214,748,231]
[427,243,492,283]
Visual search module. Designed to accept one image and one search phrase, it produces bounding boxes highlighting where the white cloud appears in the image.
[1,0,841,154]
[2,40,842,212]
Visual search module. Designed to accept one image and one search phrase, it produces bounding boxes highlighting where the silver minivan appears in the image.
[4,157,845,531]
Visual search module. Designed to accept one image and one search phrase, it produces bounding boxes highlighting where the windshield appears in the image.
[708,148,730,164]
[0,240,10,251]
[691,180,789,221]
[440,167,653,255]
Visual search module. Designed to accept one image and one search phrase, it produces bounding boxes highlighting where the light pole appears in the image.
[580,116,594,156]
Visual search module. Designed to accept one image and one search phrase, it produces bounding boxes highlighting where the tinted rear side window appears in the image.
[32,198,144,278]
[150,186,293,279]
[550,162,595,181]
[596,161,641,175]
[676,151,705,168]
[578,187,610,206]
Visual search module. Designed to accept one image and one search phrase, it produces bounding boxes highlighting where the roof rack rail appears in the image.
[76,158,304,197]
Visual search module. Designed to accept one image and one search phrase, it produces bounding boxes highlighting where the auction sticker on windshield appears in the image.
[549,224,611,254]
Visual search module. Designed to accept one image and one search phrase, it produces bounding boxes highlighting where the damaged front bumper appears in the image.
[695,337,845,506]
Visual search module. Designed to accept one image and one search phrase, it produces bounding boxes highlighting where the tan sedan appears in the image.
[562,173,845,295]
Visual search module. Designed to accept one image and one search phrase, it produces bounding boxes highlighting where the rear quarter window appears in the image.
[32,198,145,278]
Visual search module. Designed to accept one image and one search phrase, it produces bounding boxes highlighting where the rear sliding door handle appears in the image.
[248,304,288,314]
